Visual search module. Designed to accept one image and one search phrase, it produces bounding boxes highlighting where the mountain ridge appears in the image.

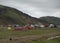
[0,5,42,26]
[39,16,60,25]
[0,5,60,25]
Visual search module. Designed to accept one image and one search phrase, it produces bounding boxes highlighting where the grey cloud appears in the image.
[15,0,60,9]
[1,0,60,9]
[0,0,60,18]
[15,0,60,13]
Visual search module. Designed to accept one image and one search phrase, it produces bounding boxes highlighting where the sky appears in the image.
[0,0,60,18]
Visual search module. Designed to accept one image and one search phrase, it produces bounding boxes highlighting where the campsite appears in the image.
[0,4,60,43]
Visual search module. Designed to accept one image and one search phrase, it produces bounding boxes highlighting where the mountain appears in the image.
[1,5,59,26]
[39,16,60,25]
[0,5,42,26]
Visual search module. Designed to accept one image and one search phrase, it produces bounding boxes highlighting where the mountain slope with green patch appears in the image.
[1,5,60,26]
[39,16,60,25]
[0,5,41,25]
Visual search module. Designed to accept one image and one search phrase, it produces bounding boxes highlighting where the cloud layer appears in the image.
[0,0,60,18]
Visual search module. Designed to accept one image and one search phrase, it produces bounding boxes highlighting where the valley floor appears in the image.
[0,28,60,43]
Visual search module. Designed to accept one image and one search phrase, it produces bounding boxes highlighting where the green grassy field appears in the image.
[0,27,60,43]
[26,37,60,43]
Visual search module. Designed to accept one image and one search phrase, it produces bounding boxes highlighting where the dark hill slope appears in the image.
[0,5,42,25]
[39,16,60,25]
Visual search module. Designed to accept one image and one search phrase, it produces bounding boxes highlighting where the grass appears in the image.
[26,37,60,43]
[26,35,60,43]
[0,28,60,37]
[0,27,60,43]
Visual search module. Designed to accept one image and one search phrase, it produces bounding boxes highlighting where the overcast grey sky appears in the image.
[0,0,60,18]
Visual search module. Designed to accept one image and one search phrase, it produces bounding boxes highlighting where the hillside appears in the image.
[1,5,60,26]
[0,5,42,26]
[39,16,60,25]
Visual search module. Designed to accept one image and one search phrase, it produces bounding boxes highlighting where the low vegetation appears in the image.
[0,27,60,43]
[0,5,60,43]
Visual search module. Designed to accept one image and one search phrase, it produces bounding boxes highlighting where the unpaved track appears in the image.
[0,32,60,43]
